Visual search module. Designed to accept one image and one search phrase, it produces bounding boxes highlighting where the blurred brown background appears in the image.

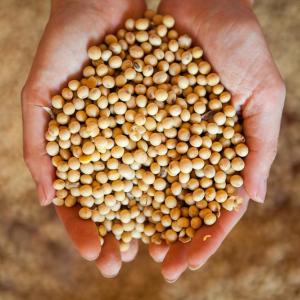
[0,0,299,299]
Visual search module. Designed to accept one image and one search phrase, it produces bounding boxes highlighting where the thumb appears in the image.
[22,87,55,206]
[242,80,285,203]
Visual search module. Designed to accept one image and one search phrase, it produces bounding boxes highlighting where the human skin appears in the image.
[21,0,146,278]
[148,0,285,282]
[22,0,285,281]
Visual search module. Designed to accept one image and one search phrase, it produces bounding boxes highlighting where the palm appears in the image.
[148,0,285,282]
[22,0,145,277]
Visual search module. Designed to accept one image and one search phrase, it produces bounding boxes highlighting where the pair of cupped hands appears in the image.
[22,0,285,282]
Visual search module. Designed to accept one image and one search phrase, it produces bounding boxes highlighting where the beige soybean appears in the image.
[47,12,247,250]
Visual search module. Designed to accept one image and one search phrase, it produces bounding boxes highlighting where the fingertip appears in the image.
[96,234,122,278]
[250,195,265,204]
[244,165,271,204]
[73,234,102,262]
[188,264,204,271]
[165,278,177,284]
[81,246,101,261]
[121,239,139,262]
[37,184,53,206]
[243,156,268,204]
[28,154,55,206]
[161,267,179,283]
[100,272,119,279]
[55,206,101,261]
[77,235,101,262]
[246,178,267,203]
[149,242,169,263]
[161,242,187,282]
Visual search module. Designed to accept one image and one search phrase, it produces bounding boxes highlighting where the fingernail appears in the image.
[165,278,177,283]
[189,265,201,271]
[37,183,53,206]
[37,184,48,206]
[82,251,100,261]
[254,179,267,203]
[153,257,164,263]
[101,272,119,279]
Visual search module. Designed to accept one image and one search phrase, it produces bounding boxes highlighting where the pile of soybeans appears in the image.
[45,10,248,251]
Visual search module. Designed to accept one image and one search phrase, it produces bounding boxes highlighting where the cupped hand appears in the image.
[149,0,286,282]
[21,0,145,277]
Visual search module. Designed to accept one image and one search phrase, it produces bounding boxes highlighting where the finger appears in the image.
[187,189,249,270]
[242,85,285,202]
[96,234,122,278]
[148,241,169,263]
[22,92,54,206]
[161,242,188,283]
[55,205,101,261]
[121,239,139,262]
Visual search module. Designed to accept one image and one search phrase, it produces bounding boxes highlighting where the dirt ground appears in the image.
[0,0,299,299]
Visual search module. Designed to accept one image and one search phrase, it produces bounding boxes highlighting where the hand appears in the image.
[21,0,145,277]
[149,0,286,282]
